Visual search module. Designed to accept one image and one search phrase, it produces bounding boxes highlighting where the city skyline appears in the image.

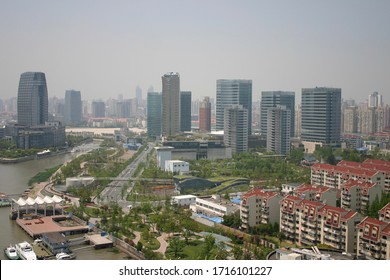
[0,1,389,104]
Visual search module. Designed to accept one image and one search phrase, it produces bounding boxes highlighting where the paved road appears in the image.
[99,142,155,206]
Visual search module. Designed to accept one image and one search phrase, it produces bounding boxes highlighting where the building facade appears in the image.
[199,97,211,132]
[180,91,192,132]
[357,217,390,260]
[17,72,48,126]
[266,105,291,155]
[147,92,162,138]
[91,101,106,118]
[223,105,248,154]
[301,87,341,152]
[240,189,283,230]
[162,72,180,136]
[260,91,295,137]
[216,79,252,134]
[64,90,82,125]
[280,196,362,253]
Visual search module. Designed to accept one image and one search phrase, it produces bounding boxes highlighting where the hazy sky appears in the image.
[1,0,389,104]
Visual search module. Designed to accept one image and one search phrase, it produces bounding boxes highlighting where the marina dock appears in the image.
[85,234,114,249]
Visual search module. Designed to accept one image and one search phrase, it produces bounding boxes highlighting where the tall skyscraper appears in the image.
[216,79,252,134]
[17,72,48,126]
[260,91,295,137]
[199,97,211,132]
[162,72,180,136]
[266,106,291,155]
[92,101,106,118]
[343,106,358,133]
[147,92,162,138]
[180,91,192,132]
[301,87,341,152]
[64,90,82,125]
[224,105,248,154]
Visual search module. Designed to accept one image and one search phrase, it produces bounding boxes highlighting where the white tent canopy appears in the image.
[12,194,65,218]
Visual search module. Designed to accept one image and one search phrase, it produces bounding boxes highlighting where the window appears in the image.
[372,226,378,238]
[364,225,369,235]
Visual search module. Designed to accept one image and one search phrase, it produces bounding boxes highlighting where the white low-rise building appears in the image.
[165,160,189,174]
[171,195,197,207]
[191,195,239,218]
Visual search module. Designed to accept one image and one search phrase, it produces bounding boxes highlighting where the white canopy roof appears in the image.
[13,195,63,207]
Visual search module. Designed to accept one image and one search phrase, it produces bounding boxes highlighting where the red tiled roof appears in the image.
[242,188,279,200]
[379,202,390,214]
[294,184,331,194]
[312,163,378,177]
[338,159,390,174]
[383,224,390,237]
[297,199,325,208]
[357,216,388,229]
[342,179,376,190]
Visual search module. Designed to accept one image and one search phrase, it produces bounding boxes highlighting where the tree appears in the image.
[289,148,304,164]
[166,237,185,259]
[199,235,216,260]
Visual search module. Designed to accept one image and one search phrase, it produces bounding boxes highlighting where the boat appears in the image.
[15,241,37,260]
[0,193,11,207]
[56,252,75,260]
[4,245,19,260]
[36,149,51,158]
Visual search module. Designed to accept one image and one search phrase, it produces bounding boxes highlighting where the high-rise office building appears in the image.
[266,106,291,155]
[17,72,48,126]
[64,90,82,125]
[224,105,248,154]
[92,101,106,118]
[147,92,162,138]
[301,87,341,152]
[180,91,192,132]
[199,97,211,132]
[260,91,295,137]
[216,79,252,134]
[162,72,180,136]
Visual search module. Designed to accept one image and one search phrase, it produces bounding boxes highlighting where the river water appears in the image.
[0,151,129,260]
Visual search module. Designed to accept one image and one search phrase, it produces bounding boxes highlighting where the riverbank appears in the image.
[0,149,70,164]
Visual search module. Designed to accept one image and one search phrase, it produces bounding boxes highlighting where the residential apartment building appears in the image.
[357,217,390,260]
[379,203,390,223]
[280,196,362,253]
[223,105,248,154]
[266,105,291,155]
[240,189,283,230]
[341,180,384,214]
[293,184,338,207]
[338,159,390,193]
[311,162,384,190]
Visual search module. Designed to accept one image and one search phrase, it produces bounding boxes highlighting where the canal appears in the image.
[0,149,130,260]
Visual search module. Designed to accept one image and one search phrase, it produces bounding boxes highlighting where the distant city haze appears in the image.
[0,1,389,104]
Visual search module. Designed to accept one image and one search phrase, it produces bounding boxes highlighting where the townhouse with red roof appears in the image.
[240,188,283,230]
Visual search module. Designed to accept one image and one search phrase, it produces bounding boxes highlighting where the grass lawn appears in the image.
[182,239,203,260]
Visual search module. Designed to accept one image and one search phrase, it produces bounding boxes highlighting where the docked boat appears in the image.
[56,252,75,260]
[15,241,37,260]
[0,193,11,207]
[4,245,19,260]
